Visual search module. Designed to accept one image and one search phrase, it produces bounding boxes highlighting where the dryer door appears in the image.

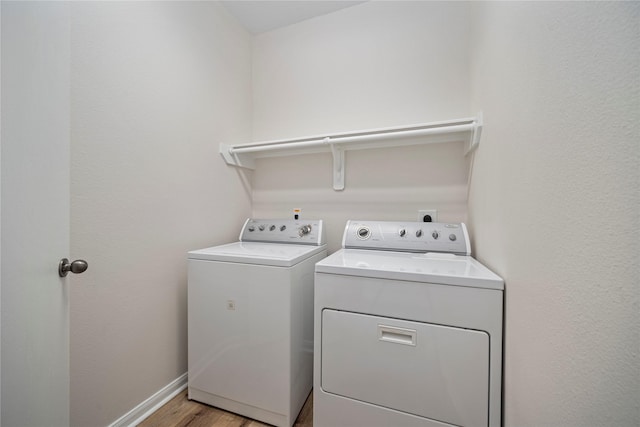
[321,309,490,427]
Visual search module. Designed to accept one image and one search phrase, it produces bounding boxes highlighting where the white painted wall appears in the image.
[251,1,472,252]
[0,6,3,425]
[253,2,639,425]
[468,2,639,426]
[69,2,252,426]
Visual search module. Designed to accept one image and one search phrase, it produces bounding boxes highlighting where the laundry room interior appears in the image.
[1,1,638,427]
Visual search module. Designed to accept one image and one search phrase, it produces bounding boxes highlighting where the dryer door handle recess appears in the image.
[378,325,417,346]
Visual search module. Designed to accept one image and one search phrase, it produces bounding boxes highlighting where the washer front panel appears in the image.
[189,249,326,427]
[188,260,291,414]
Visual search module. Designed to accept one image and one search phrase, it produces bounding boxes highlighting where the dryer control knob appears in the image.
[357,227,370,239]
[248,226,255,232]
[416,229,423,238]
[432,231,439,239]
[399,228,406,237]
[269,225,276,231]
[280,225,286,231]
[449,234,457,241]
[258,225,265,231]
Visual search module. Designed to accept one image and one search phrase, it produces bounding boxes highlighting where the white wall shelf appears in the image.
[220,113,483,191]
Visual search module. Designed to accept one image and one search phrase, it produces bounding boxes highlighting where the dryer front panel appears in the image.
[321,309,490,427]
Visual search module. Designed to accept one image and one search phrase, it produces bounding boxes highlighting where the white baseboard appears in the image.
[108,373,188,427]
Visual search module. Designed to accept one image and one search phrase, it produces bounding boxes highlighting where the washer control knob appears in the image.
[258,225,265,231]
[432,231,439,239]
[269,225,276,231]
[299,224,312,236]
[248,226,255,232]
[280,225,286,231]
[449,234,457,241]
[399,228,406,237]
[416,229,423,238]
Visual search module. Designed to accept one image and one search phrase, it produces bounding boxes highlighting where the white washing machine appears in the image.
[188,218,326,427]
[314,220,503,427]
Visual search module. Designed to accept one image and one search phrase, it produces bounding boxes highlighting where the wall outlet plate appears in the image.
[418,209,438,222]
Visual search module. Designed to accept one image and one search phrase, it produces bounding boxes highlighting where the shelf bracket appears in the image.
[327,137,345,191]
[465,112,483,155]
[220,143,255,169]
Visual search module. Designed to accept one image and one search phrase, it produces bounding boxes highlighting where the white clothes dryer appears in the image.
[188,218,326,427]
[314,220,503,427]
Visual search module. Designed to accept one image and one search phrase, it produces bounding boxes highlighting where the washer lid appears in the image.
[188,242,326,267]
[315,249,503,290]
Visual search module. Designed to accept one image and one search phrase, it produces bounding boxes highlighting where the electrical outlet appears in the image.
[418,209,438,223]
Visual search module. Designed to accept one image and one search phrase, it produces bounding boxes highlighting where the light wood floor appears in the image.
[138,389,313,427]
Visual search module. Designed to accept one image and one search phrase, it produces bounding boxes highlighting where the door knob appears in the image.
[58,258,88,277]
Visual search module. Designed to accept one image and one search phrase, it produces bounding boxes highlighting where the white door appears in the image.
[1,2,72,426]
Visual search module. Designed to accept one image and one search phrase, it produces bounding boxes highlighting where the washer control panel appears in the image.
[240,218,325,245]
[343,220,470,255]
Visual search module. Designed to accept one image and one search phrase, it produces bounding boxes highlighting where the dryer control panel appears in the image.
[240,218,325,246]
[343,220,470,255]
